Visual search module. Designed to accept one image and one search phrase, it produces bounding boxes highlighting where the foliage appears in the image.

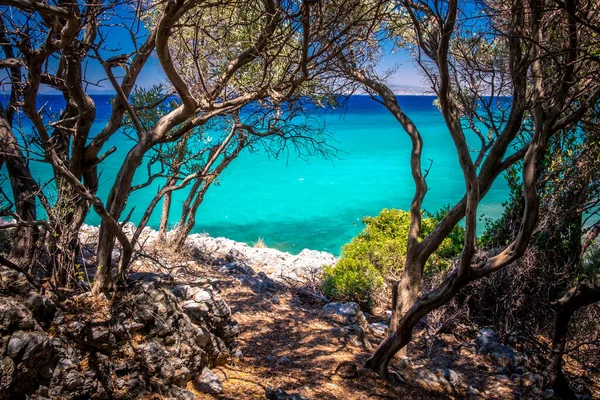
[322,258,384,308]
[580,241,600,284]
[322,208,464,308]
[465,115,600,350]
[479,164,523,248]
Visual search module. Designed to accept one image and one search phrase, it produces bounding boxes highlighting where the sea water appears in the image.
[6,95,509,255]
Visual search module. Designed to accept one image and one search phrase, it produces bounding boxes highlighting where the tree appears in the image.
[472,99,600,397]
[0,0,115,286]
[538,107,600,397]
[0,0,387,294]
[337,0,600,378]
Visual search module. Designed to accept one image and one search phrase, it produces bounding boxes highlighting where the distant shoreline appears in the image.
[33,91,437,97]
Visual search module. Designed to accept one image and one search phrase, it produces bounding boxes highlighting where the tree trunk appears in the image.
[172,128,243,249]
[390,255,426,357]
[92,141,148,294]
[366,272,463,376]
[546,306,577,400]
[365,330,411,379]
[545,283,600,399]
[172,180,210,249]
[158,191,172,243]
[0,111,39,271]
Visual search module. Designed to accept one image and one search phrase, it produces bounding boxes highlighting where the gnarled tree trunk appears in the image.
[158,191,172,242]
[0,108,39,271]
[545,282,600,399]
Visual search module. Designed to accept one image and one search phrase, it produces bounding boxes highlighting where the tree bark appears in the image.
[172,127,244,249]
[389,256,426,357]
[172,180,211,249]
[158,191,172,243]
[93,141,148,294]
[545,282,600,399]
[0,109,39,270]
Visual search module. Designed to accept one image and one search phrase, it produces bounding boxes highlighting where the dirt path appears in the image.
[131,248,598,400]
[178,261,444,400]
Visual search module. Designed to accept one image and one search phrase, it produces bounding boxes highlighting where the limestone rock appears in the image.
[49,358,102,400]
[323,301,360,317]
[330,325,371,350]
[171,387,198,400]
[322,302,368,329]
[435,368,464,387]
[406,367,453,392]
[491,345,523,369]
[369,321,388,336]
[7,330,51,366]
[223,260,256,276]
[236,273,277,292]
[467,385,482,397]
[194,367,223,394]
[0,269,32,294]
[23,293,57,325]
[185,233,337,282]
[0,265,237,400]
[232,348,244,361]
[0,297,36,332]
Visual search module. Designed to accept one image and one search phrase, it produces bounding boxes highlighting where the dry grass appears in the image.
[61,292,112,323]
[252,237,267,248]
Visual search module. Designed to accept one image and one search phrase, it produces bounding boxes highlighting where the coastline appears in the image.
[79,223,338,283]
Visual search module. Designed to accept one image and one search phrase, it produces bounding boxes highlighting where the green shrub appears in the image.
[321,259,383,309]
[322,208,464,309]
[581,241,600,284]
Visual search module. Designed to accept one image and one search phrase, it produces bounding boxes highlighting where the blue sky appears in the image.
[0,3,439,97]
[2,6,425,96]
[377,51,427,93]
[71,17,426,95]
[77,47,425,95]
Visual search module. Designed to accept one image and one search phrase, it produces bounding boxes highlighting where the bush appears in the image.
[322,208,464,310]
[321,259,383,309]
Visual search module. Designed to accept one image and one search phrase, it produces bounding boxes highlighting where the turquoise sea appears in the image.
[11,95,509,255]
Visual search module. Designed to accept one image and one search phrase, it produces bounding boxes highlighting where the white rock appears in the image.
[369,322,388,335]
[194,367,222,394]
[192,289,212,303]
[78,223,338,283]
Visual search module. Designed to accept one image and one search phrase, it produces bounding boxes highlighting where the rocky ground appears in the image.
[135,249,569,400]
[79,224,338,286]
[0,261,242,399]
[2,227,599,399]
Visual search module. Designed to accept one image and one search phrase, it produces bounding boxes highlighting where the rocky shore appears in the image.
[184,233,338,283]
[80,224,339,283]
